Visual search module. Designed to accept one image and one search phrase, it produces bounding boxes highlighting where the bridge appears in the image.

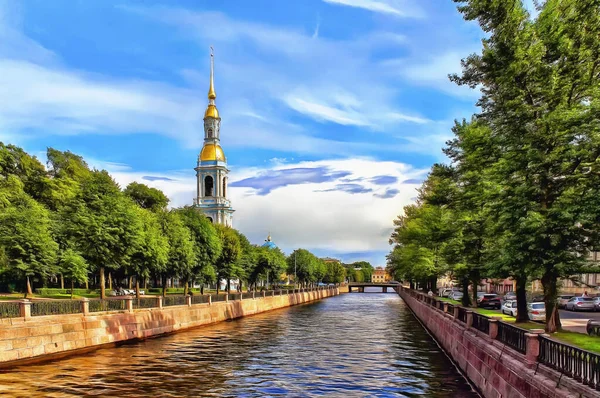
[348,282,400,293]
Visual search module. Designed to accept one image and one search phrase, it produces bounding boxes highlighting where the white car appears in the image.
[501,300,517,317]
[527,302,546,321]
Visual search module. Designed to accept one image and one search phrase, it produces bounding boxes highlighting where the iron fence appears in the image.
[471,313,490,334]
[457,307,467,323]
[446,303,454,314]
[0,302,20,318]
[229,293,242,301]
[191,295,210,305]
[497,322,527,354]
[31,300,83,316]
[89,298,127,313]
[212,294,227,302]
[163,295,187,307]
[539,336,600,390]
[132,297,157,309]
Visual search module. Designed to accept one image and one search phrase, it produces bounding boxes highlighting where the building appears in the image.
[372,267,391,283]
[194,48,235,226]
[262,233,277,250]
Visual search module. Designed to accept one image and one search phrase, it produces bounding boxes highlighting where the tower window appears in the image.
[222,176,227,198]
[208,128,214,138]
[207,217,213,223]
[204,175,214,197]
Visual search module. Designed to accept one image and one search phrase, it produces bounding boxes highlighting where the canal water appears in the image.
[0,291,478,397]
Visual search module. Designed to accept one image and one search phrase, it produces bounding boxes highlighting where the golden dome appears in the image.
[204,104,219,119]
[200,144,226,162]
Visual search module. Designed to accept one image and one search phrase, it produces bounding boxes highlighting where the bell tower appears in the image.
[194,47,234,226]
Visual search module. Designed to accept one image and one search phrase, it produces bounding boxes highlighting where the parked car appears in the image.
[478,294,501,309]
[440,288,458,297]
[527,302,546,321]
[565,297,596,312]
[594,297,600,311]
[501,300,517,317]
[504,291,517,301]
[587,319,600,336]
[557,295,575,309]
[449,291,463,301]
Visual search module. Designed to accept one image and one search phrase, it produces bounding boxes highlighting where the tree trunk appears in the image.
[135,277,140,299]
[162,275,167,297]
[100,267,106,299]
[60,274,65,290]
[515,276,529,323]
[85,279,89,290]
[71,279,74,299]
[471,276,479,308]
[227,279,231,294]
[542,269,561,333]
[128,276,132,289]
[200,285,204,295]
[461,277,470,307]
[184,280,189,296]
[108,272,112,290]
[144,278,147,290]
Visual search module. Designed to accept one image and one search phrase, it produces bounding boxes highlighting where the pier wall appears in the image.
[0,289,338,366]
[399,289,598,398]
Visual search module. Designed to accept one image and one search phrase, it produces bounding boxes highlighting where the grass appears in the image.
[435,296,600,352]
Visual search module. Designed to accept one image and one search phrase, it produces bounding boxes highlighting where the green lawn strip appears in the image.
[552,331,600,354]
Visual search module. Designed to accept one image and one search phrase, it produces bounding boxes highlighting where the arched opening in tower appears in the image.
[207,216,213,223]
[205,175,214,197]
[222,177,227,197]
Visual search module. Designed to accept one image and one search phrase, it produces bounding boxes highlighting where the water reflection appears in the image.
[0,292,478,397]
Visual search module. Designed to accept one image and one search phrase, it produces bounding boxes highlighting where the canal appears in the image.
[0,292,478,397]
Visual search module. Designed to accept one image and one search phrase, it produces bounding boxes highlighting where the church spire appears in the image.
[208,46,216,101]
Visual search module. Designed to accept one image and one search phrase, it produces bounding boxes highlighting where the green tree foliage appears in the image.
[0,143,50,203]
[59,170,141,298]
[214,224,241,293]
[351,261,374,282]
[287,249,321,286]
[58,249,88,298]
[451,0,600,331]
[175,207,221,295]
[124,182,169,211]
[0,176,58,297]
[129,207,169,297]
[324,261,346,284]
[254,246,287,288]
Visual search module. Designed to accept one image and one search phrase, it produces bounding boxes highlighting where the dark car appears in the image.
[478,294,501,309]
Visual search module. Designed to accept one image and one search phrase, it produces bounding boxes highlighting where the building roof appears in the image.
[262,233,277,249]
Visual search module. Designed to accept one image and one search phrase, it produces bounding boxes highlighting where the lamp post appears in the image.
[294,251,297,289]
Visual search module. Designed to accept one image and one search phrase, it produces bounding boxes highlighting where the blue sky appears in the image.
[0,0,536,266]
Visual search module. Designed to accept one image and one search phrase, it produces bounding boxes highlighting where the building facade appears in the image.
[194,48,235,226]
[372,267,391,283]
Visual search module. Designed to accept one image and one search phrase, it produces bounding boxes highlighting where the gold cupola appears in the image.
[200,143,226,162]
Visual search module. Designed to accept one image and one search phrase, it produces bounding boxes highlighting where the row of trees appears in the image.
[388,0,600,332]
[0,144,346,299]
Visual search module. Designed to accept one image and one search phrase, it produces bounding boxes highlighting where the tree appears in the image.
[160,211,196,296]
[452,0,600,331]
[214,224,242,292]
[352,261,374,282]
[0,143,50,203]
[0,176,58,297]
[124,182,169,211]
[287,249,319,286]
[255,246,287,288]
[59,170,141,298]
[175,207,221,295]
[58,249,88,298]
[129,207,169,298]
[324,261,346,284]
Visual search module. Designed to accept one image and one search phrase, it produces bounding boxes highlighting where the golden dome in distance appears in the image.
[205,104,219,119]
[200,144,226,162]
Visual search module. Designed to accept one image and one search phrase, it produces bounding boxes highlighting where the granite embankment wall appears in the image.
[399,289,600,398]
[0,288,338,366]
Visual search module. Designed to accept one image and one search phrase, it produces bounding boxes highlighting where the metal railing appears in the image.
[191,295,210,305]
[472,312,490,334]
[163,295,187,307]
[31,300,83,316]
[89,298,127,313]
[212,294,227,302]
[229,293,242,301]
[446,303,454,314]
[132,297,157,309]
[539,336,600,390]
[457,307,467,323]
[0,302,20,318]
[497,321,527,354]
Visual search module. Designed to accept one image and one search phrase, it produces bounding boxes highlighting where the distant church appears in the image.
[194,48,235,226]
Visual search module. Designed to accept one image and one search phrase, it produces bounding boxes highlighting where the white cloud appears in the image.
[283,95,371,126]
[322,0,423,18]
[99,157,426,263]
